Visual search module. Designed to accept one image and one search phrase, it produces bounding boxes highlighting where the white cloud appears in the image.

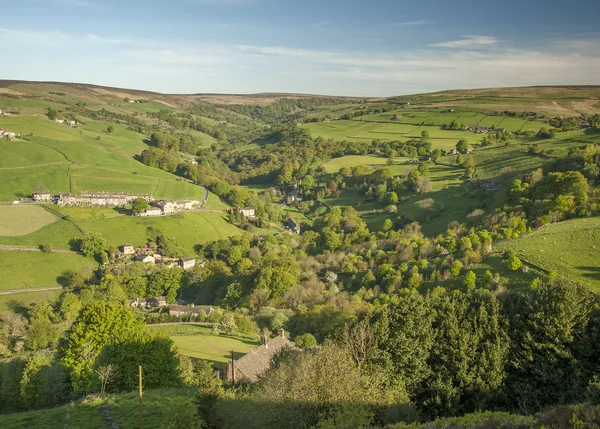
[428,35,500,48]
[392,19,433,27]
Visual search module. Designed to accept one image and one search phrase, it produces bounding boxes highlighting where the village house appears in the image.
[179,257,196,270]
[2,130,16,139]
[285,191,302,204]
[129,296,167,309]
[225,329,297,383]
[55,119,65,124]
[32,192,54,203]
[121,243,135,255]
[134,254,155,264]
[239,207,256,219]
[168,304,213,318]
[138,207,162,217]
[286,218,301,234]
[57,192,153,207]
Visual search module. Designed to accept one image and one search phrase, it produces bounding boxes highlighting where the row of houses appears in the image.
[32,191,154,206]
[120,244,199,270]
[137,199,199,217]
[464,126,506,134]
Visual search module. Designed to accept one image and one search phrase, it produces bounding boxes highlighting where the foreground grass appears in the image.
[0,388,195,429]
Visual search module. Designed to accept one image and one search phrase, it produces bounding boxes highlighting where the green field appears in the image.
[499,217,600,291]
[0,205,58,236]
[302,120,480,149]
[0,206,245,255]
[151,324,259,366]
[0,288,63,312]
[321,155,390,173]
[0,250,93,290]
[0,388,194,429]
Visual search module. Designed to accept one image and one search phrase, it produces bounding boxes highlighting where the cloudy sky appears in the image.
[1,0,599,96]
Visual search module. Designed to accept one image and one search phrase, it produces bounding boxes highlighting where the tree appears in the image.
[431,148,441,163]
[450,260,463,277]
[147,268,183,298]
[131,198,149,214]
[61,301,145,392]
[60,292,82,321]
[418,162,430,176]
[507,256,522,271]
[96,364,116,396]
[40,243,52,253]
[107,125,114,133]
[456,139,469,153]
[384,191,399,205]
[295,333,317,348]
[463,270,477,290]
[216,313,236,335]
[80,232,106,257]
[95,329,180,393]
[421,130,430,139]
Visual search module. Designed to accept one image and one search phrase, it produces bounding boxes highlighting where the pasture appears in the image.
[499,217,600,291]
[302,120,480,150]
[0,250,93,290]
[152,324,259,366]
[0,205,58,236]
[0,288,63,312]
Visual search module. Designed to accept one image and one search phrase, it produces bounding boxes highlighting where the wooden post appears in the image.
[138,365,143,429]
[231,350,235,387]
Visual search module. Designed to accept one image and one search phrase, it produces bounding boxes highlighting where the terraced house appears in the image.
[57,192,153,207]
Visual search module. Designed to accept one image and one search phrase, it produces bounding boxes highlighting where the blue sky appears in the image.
[1,0,599,96]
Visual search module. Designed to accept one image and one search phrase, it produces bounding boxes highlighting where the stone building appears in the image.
[57,192,153,207]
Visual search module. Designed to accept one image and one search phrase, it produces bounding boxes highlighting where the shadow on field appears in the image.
[578,266,600,281]
[6,300,29,317]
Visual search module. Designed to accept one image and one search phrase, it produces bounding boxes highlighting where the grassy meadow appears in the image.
[499,217,600,291]
[0,388,195,429]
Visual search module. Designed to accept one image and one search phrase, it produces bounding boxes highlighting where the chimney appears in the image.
[277,328,285,339]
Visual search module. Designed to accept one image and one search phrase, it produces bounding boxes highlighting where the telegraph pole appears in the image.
[138,365,143,429]
[230,350,235,387]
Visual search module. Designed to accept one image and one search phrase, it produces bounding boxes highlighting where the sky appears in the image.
[1,0,600,96]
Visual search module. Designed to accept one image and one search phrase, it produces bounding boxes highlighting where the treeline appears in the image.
[216,97,357,123]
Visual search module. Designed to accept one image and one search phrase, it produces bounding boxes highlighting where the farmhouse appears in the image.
[285,191,302,204]
[58,192,153,207]
[168,304,213,318]
[121,243,135,255]
[239,207,256,219]
[179,257,196,270]
[134,254,155,264]
[225,329,297,383]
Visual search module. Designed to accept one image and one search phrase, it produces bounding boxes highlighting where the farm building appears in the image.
[285,191,302,204]
[134,254,155,264]
[121,243,135,255]
[179,257,196,270]
[32,192,54,203]
[239,207,256,219]
[58,192,153,207]
[225,329,297,383]
[168,304,213,318]
[286,218,301,234]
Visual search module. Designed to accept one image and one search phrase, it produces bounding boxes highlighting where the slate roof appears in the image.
[232,334,296,382]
